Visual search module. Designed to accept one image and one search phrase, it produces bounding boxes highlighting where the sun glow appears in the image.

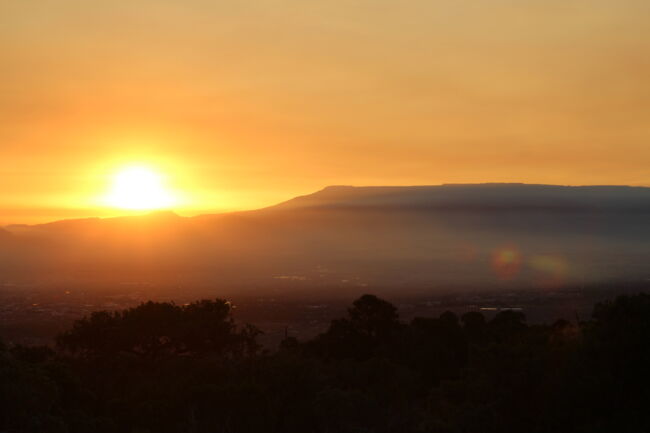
[104,166,176,210]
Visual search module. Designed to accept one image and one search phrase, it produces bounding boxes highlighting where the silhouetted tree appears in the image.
[5,292,650,433]
[489,309,526,335]
[348,294,399,338]
[56,299,260,359]
[461,311,487,341]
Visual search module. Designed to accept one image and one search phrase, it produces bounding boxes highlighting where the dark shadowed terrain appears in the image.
[2,292,650,432]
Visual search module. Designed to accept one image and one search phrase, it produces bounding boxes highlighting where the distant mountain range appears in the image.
[273,184,650,211]
[2,184,650,294]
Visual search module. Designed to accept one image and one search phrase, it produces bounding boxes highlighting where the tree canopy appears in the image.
[3,292,650,433]
[56,299,260,358]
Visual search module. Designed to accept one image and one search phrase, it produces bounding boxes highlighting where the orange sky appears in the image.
[1,0,649,224]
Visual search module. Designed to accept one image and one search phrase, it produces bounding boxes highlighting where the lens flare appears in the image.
[529,255,569,287]
[491,244,522,279]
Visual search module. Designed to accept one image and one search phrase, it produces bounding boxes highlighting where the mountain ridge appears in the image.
[269,183,650,212]
[4,183,650,230]
[1,183,650,290]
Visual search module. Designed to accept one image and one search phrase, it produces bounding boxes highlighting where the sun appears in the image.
[104,166,176,210]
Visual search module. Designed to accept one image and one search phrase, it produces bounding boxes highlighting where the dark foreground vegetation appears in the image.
[2,293,649,433]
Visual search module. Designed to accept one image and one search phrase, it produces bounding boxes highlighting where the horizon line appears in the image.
[3,181,650,228]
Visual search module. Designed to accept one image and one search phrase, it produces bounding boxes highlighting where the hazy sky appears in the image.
[1,0,649,223]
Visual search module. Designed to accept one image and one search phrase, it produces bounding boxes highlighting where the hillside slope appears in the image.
[3,184,650,293]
